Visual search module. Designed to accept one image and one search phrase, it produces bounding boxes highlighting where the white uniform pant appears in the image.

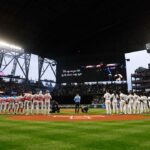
[14,103,19,113]
[0,102,6,112]
[112,101,118,114]
[105,100,111,114]
[24,101,32,114]
[140,102,144,113]
[4,102,9,112]
[32,100,39,114]
[143,101,149,113]
[8,102,15,113]
[18,102,24,114]
[128,102,134,114]
[133,101,140,114]
[120,100,127,114]
[45,100,50,114]
[38,101,44,114]
[0,103,2,112]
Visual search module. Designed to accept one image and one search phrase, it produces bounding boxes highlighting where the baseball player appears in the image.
[148,96,150,110]
[104,90,112,114]
[133,93,140,114]
[24,91,33,114]
[143,95,149,113]
[111,91,119,114]
[44,90,52,114]
[128,91,134,114]
[119,91,128,114]
[32,92,39,114]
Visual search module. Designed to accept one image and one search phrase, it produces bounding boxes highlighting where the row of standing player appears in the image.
[104,90,150,114]
[0,90,52,114]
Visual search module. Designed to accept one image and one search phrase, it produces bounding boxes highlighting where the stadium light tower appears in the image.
[0,40,24,53]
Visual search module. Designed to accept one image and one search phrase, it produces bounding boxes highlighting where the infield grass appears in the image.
[0,109,150,150]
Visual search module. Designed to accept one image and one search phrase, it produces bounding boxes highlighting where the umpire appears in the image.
[74,93,81,114]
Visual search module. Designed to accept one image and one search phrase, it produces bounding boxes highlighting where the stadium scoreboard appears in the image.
[59,63,126,83]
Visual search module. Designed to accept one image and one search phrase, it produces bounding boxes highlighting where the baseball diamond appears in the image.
[0,1,150,150]
[0,108,150,150]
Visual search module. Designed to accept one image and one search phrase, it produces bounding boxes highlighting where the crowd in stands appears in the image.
[0,80,29,95]
[52,82,127,96]
[0,78,127,98]
[0,79,51,96]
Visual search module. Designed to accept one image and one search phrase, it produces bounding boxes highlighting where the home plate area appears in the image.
[69,115,91,120]
[53,115,105,120]
[9,114,149,122]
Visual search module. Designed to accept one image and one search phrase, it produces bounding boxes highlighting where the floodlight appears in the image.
[0,41,24,53]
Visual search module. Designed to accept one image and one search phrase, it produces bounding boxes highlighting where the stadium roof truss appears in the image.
[0,48,57,83]
[38,57,56,82]
[0,49,31,80]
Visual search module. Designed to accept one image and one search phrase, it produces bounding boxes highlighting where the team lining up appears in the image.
[0,90,150,115]
[104,91,150,114]
[0,91,52,114]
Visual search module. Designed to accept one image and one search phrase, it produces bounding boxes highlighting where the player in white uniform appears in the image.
[104,90,112,114]
[143,95,149,113]
[133,93,140,114]
[0,97,2,113]
[111,91,119,114]
[148,96,150,111]
[139,94,144,113]
[123,93,129,114]
[119,91,128,114]
[128,91,134,114]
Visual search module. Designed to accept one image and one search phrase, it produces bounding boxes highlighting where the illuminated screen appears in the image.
[60,63,126,83]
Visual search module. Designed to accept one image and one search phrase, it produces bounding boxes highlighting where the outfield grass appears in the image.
[0,109,150,150]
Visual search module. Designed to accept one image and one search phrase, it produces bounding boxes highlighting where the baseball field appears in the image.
[0,109,150,150]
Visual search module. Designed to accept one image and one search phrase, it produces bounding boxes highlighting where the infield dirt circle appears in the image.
[9,114,150,122]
